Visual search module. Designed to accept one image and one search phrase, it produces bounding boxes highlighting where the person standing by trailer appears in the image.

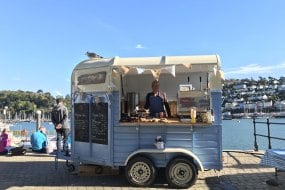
[52,96,70,156]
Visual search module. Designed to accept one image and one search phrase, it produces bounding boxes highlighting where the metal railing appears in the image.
[253,118,285,151]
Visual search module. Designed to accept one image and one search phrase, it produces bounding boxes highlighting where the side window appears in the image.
[77,71,106,85]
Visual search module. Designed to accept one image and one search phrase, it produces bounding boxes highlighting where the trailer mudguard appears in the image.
[124,148,204,172]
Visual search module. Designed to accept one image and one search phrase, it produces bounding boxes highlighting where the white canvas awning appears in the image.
[74,55,221,74]
[72,54,224,92]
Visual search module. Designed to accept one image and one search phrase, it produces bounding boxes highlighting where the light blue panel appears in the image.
[113,140,139,147]
[194,147,219,155]
[165,127,193,150]
[138,126,164,148]
[191,123,222,169]
[91,92,120,165]
[201,163,222,170]
[73,142,91,157]
[193,133,218,141]
[193,147,221,169]
[91,144,110,164]
[165,141,192,149]
[114,152,135,164]
[198,155,220,162]
[113,125,139,165]
[193,126,219,146]
[113,149,138,164]
[211,91,222,124]
[147,153,166,167]
[166,126,193,133]
[194,125,219,133]
[195,155,220,163]
[111,92,120,126]
[194,140,218,148]
[139,126,164,133]
[114,133,139,140]
[166,133,193,141]
[114,126,138,133]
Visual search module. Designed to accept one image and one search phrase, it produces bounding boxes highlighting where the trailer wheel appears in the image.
[67,164,75,173]
[125,156,157,187]
[166,157,197,189]
[22,149,27,155]
[95,165,103,174]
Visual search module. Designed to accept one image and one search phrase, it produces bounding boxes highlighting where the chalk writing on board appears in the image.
[91,102,108,145]
[74,103,89,142]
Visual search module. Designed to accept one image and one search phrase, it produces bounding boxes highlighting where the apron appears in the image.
[149,95,164,117]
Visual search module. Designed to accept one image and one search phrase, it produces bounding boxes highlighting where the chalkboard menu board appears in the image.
[91,103,108,145]
[74,103,89,142]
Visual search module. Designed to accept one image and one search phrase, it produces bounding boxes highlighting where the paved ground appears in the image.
[0,151,284,190]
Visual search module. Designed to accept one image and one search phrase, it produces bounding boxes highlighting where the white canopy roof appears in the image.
[74,54,221,74]
[72,54,223,93]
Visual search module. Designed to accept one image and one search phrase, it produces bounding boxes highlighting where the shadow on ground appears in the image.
[0,153,284,189]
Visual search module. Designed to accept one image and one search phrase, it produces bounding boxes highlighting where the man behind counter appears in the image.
[144,80,171,118]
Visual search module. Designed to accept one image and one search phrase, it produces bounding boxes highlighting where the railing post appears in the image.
[267,118,272,149]
[36,110,41,131]
[253,117,258,151]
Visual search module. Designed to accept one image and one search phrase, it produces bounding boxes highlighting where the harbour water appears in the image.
[10,122,56,137]
[8,118,285,151]
[223,118,285,150]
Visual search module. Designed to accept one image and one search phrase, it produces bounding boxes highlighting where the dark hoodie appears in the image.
[51,103,70,129]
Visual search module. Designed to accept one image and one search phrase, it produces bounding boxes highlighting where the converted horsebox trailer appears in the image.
[70,54,224,188]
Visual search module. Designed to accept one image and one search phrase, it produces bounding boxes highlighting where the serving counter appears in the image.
[119,118,212,127]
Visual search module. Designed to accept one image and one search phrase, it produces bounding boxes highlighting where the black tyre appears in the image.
[95,165,103,174]
[125,156,157,187]
[67,164,75,173]
[22,149,27,155]
[166,157,197,189]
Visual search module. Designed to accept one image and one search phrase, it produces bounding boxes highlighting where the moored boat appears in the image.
[222,112,232,120]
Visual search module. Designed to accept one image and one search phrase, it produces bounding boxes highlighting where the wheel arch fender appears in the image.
[124,148,204,172]
[167,151,204,172]
[125,153,153,166]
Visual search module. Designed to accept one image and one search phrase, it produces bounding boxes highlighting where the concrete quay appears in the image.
[0,151,284,190]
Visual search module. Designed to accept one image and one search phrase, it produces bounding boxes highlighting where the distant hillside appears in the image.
[223,76,285,102]
[0,90,71,120]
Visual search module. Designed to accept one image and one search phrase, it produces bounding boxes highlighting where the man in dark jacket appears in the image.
[144,80,171,118]
[51,96,70,156]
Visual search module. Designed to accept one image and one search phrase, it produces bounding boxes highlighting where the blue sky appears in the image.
[0,1,285,96]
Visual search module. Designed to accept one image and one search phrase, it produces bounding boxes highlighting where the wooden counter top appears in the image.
[119,118,212,127]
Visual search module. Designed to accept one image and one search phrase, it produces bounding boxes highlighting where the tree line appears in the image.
[0,90,71,120]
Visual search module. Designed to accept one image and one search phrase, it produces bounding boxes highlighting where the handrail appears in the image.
[253,118,285,151]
